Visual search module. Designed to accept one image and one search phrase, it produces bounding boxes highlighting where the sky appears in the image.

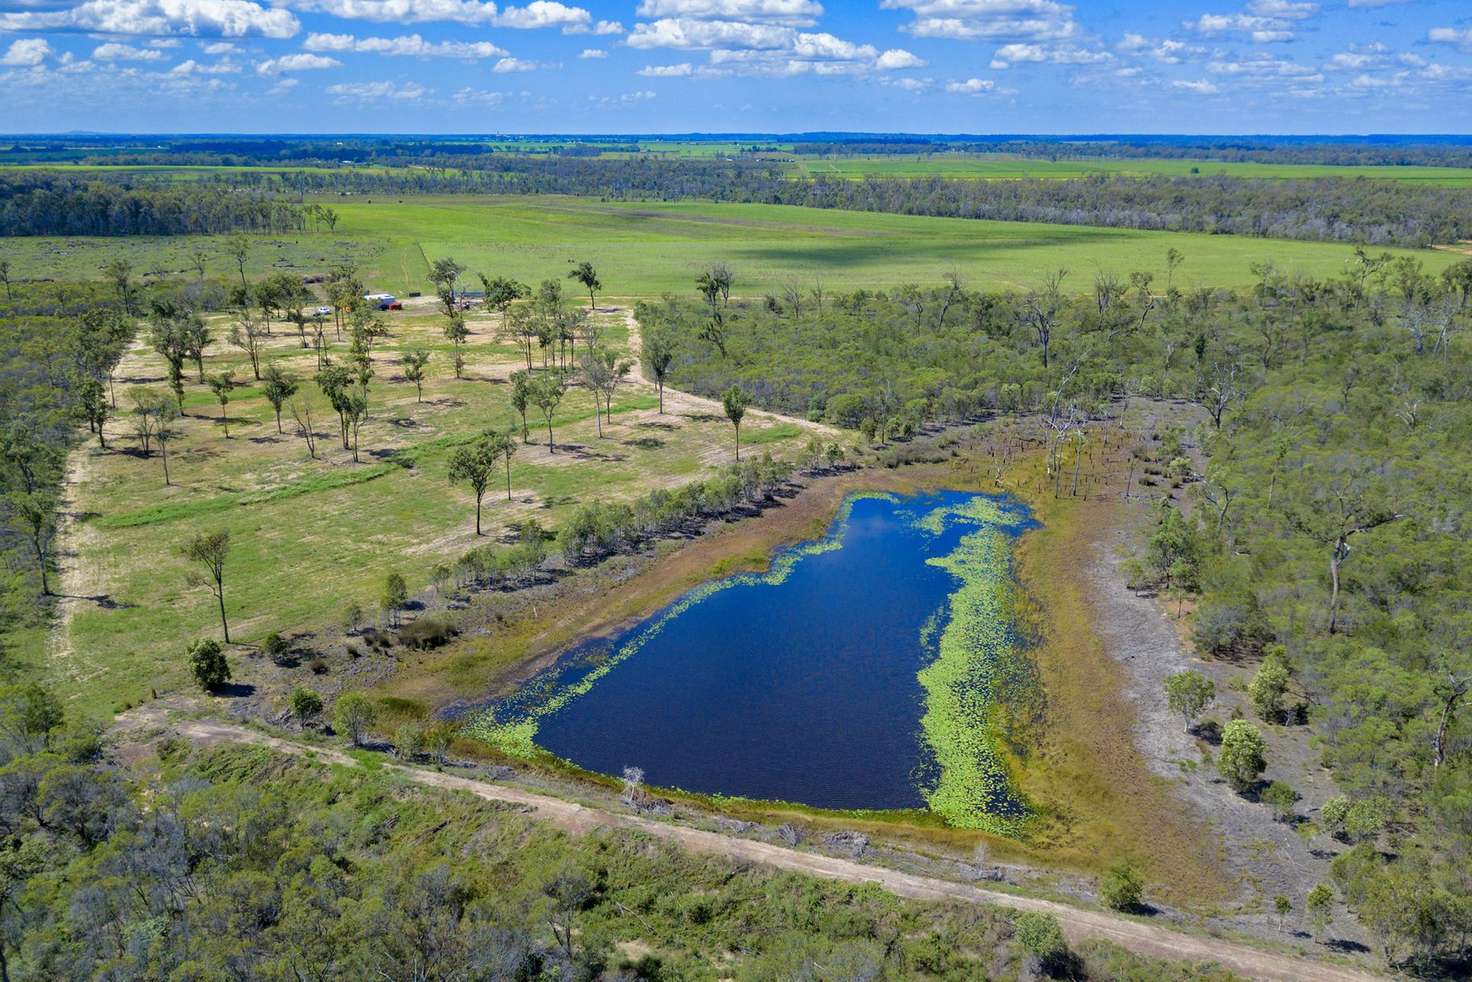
[0,0,1469,134]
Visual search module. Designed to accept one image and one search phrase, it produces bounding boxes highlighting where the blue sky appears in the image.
[0,0,1469,133]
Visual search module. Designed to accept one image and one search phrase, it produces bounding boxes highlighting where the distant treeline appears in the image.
[223,160,1472,248]
[9,133,1472,168]
[0,172,304,236]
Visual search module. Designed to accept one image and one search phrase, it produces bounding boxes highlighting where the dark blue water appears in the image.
[492,490,1029,811]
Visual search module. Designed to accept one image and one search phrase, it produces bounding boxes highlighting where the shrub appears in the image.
[342,603,364,634]
[1164,670,1215,733]
[1217,719,1266,792]
[262,631,292,666]
[334,692,377,747]
[188,639,230,692]
[1343,795,1393,843]
[1097,862,1144,911]
[289,687,323,727]
[394,722,425,759]
[399,617,457,650]
[1014,911,1068,965]
[1261,781,1297,822]
[1320,794,1351,837]
[1191,598,1265,657]
[1249,656,1291,723]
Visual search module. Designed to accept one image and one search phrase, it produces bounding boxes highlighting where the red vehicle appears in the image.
[378,300,403,311]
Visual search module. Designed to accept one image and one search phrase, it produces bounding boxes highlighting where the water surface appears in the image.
[474,490,1036,825]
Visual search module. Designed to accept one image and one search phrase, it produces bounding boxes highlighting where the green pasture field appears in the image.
[790,153,1472,185]
[50,301,817,718]
[4,195,1459,298]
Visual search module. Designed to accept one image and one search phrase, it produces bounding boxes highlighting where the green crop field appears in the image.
[5,195,1458,299]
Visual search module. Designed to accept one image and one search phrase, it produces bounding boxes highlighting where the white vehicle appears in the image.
[315,306,333,316]
[363,292,395,302]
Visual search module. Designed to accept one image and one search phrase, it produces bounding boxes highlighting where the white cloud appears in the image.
[592,19,623,33]
[589,88,656,106]
[991,41,1108,68]
[635,0,822,25]
[578,47,606,58]
[147,38,182,47]
[170,56,240,72]
[1186,1,1316,43]
[882,0,1079,42]
[255,52,340,74]
[0,0,300,38]
[266,76,298,94]
[202,41,237,53]
[453,86,505,104]
[1,38,51,66]
[492,55,538,71]
[875,47,924,70]
[304,31,508,58]
[280,0,594,29]
[1207,56,1319,79]
[637,61,692,75]
[628,18,792,49]
[93,41,165,60]
[1429,28,1472,51]
[327,78,427,100]
[885,75,931,91]
[496,1,589,31]
[945,76,994,93]
[1172,78,1218,93]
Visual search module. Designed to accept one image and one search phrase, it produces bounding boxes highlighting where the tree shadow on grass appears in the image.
[212,682,256,699]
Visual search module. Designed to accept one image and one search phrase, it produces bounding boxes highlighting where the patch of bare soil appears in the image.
[1088,518,1365,948]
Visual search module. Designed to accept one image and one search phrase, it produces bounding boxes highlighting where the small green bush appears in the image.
[188,639,230,692]
[289,687,323,726]
[399,617,457,650]
[1014,910,1068,963]
[1097,862,1144,912]
[1261,781,1297,822]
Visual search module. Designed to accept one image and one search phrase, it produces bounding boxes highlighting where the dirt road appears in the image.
[159,714,1380,982]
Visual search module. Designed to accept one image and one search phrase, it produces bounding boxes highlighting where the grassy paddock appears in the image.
[4,195,1458,296]
[51,300,813,718]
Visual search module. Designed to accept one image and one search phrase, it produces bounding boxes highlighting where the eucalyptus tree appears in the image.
[430,256,466,312]
[401,348,431,402]
[225,234,249,290]
[180,529,233,642]
[529,372,567,452]
[0,258,11,299]
[261,364,299,434]
[289,393,320,459]
[509,370,532,442]
[480,274,530,317]
[101,258,133,313]
[642,324,675,414]
[448,433,498,535]
[12,493,57,596]
[567,260,601,310]
[228,312,267,381]
[207,371,236,438]
[721,385,749,462]
[79,378,109,449]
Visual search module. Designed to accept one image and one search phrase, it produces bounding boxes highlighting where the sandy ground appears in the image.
[119,707,1381,982]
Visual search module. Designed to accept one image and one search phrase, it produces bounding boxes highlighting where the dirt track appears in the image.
[154,713,1381,982]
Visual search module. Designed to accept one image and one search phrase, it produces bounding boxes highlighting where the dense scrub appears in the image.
[0,171,305,236]
[0,692,1240,980]
[0,282,131,659]
[643,255,1472,972]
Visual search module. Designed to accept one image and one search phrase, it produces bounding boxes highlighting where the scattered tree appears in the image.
[1164,670,1216,733]
[180,530,232,642]
[721,385,749,461]
[1218,718,1267,792]
[334,692,377,747]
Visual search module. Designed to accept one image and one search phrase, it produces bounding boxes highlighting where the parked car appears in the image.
[379,301,403,311]
[315,305,333,316]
